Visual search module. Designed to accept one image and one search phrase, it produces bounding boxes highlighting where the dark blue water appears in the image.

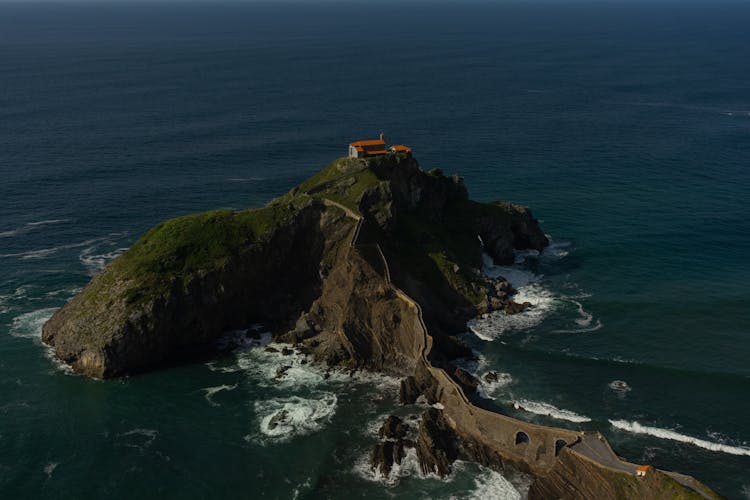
[1,2,749,498]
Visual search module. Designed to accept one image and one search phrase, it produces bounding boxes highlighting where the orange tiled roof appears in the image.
[390,145,412,152]
[366,149,387,155]
[350,139,385,147]
[637,465,652,472]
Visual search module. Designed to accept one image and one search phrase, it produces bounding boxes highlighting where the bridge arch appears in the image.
[555,439,568,456]
[515,431,530,445]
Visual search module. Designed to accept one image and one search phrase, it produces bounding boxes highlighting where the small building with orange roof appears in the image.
[348,134,412,159]
[636,465,653,477]
[349,134,387,159]
[389,145,412,154]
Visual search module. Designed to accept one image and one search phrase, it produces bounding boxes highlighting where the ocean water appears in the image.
[1,1,749,498]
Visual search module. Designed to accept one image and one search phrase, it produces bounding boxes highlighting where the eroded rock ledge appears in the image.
[43,154,718,498]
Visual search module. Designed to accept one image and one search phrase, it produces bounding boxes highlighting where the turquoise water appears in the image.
[1,2,749,498]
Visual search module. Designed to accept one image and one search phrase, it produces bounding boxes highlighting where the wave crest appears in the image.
[513,399,591,423]
[253,393,338,443]
[609,419,750,456]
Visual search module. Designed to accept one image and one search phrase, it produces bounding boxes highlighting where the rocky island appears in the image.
[43,153,719,499]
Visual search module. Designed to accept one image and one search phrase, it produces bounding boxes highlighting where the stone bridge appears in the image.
[317,197,707,495]
[317,197,584,472]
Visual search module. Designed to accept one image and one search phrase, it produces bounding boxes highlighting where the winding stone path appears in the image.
[314,195,709,497]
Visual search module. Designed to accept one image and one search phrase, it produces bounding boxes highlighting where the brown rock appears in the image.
[370,439,406,476]
[504,301,531,315]
[378,415,408,440]
[400,376,422,404]
[452,367,479,394]
[416,408,459,476]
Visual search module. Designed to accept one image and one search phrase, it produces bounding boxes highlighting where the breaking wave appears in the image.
[354,452,525,499]
[208,329,398,392]
[609,420,750,456]
[10,307,75,374]
[353,446,424,486]
[253,393,338,443]
[477,372,514,400]
[468,283,556,341]
[10,308,57,338]
[473,246,602,340]
[459,464,523,500]
[513,399,591,423]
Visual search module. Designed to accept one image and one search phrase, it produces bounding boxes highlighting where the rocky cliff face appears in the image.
[42,199,355,377]
[44,154,545,378]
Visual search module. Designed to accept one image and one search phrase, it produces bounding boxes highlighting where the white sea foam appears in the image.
[237,344,325,389]
[353,446,424,486]
[609,420,750,456]
[477,372,514,400]
[42,345,75,375]
[741,484,750,499]
[253,393,338,442]
[221,337,399,392]
[10,308,57,339]
[513,399,591,423]
[203,384,238,407]
[468,283,556,341]
[79,245,127,275]
[459,465,522,500]
[10,307,75,373]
